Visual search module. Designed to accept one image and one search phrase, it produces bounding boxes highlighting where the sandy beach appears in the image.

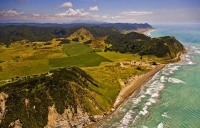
[113,64,165,108]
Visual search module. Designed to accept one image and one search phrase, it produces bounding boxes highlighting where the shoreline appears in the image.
[86,64,165,128]
[113,64,165,109]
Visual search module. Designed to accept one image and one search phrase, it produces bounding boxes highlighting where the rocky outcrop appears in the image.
[8,119,22,128]
[0,92,8,124]
[45,104,102,128]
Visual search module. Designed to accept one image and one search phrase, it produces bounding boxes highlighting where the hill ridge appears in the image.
[67,28,94,43]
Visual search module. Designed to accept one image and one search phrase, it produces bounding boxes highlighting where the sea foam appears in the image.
[157,122,164,128]
[151,93,159,97]
[168,77,186,84]
[162,112,171,119]
[160,76,167,83]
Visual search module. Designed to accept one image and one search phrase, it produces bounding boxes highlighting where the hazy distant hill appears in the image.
[0,25,118,45]
[0,23,153,45]
[0,22,153,31]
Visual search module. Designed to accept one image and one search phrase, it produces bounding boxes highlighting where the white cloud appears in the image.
[110,16,121,21]
[55,2,73,9]
[102,15,107,19]
[32,13,40,17]
[89,6,99,11]
[120,11,153,16]
[0,9,24,16]
[56,8,90,17]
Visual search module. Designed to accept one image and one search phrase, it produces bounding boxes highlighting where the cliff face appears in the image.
[0,67,106,128]
[158,36,186,58]
[0,92,8,124]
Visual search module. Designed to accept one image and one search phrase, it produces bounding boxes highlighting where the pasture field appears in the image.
[62,42,92,56]
[50,43,111,67]
[49,53,111,67]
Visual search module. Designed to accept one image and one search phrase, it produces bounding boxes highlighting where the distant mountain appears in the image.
[100,23,153,31]
[0,22,153,31]
[69,20,106,24]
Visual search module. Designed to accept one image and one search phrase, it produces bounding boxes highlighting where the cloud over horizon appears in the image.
[120,11,153,16]
[0,0,199,24]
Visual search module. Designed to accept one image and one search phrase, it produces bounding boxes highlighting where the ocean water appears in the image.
[95,24,200,128]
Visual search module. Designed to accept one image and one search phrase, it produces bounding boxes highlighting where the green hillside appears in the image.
[105,32,186,58]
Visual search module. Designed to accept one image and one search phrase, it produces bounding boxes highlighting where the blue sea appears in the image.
[95,24,200,128]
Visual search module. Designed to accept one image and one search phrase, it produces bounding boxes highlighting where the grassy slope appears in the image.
[83,63,150,105]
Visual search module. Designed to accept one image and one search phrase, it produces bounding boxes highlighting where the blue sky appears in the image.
[0,0,199,23]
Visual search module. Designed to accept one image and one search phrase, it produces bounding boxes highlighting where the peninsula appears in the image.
[0,24,186,128]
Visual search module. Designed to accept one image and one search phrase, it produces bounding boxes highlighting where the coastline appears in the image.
[87,64,165,128]
[113,64,165,109]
